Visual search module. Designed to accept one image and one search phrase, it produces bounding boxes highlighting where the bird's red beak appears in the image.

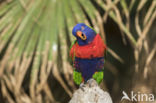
[76,31,87,40]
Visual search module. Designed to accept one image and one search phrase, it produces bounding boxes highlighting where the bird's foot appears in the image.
[80,82,86,91]
[87,79,98,87]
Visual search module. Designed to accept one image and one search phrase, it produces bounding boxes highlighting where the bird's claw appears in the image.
[80,83,85,91]
[87,79,97,87]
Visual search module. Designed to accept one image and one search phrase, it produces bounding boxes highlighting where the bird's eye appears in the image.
[81,33,86,39]
[82,33,84,37]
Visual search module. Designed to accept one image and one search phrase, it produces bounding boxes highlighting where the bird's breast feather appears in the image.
[70,34,106,59]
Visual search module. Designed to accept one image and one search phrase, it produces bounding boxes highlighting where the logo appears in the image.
[121,91,155,102]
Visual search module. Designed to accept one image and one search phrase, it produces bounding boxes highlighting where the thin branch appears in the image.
[143,0,156,26]
[144,44,156,78]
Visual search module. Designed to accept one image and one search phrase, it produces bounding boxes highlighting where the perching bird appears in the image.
[70,23,107,85]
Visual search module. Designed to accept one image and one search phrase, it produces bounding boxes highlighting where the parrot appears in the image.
[70,23,107,85]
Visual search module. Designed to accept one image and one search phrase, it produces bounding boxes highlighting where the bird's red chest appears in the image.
[70,34,106,59]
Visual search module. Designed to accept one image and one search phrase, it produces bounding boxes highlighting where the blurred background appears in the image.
[0,0,156,103]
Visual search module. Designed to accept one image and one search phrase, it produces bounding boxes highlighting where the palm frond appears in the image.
[0,0,155,103]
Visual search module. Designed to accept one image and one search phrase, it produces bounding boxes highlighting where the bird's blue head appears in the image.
[72,23,96,46]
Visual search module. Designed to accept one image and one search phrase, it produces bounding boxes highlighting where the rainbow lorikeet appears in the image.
[70,23,107,85]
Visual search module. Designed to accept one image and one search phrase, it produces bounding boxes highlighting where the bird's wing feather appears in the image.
[73,70,83,85]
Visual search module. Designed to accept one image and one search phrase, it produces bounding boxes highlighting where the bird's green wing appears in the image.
[93,48,106,84]
[70,40,83,85]
[92,71,104,84]
[73,70,83,85]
